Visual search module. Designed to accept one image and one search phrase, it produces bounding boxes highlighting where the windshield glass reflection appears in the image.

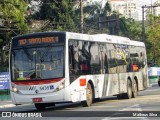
[11,46,64,80]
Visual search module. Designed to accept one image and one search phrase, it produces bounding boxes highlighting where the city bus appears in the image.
[9,31,148,110]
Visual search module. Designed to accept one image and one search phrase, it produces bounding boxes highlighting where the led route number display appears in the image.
[19,37,59,46]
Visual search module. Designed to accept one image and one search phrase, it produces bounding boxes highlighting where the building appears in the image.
[152,0,160,16]
[108,0,138,20]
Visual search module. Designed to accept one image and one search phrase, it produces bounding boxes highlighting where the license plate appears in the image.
[32,98,43,102]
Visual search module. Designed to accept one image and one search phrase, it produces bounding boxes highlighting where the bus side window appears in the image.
[108,50,117,74]
[104,53,108,73]
[69,45,75,74]
[132,64,139,72]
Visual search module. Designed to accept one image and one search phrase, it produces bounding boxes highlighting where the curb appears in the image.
[0,104,16,109]
[149,83,158,87]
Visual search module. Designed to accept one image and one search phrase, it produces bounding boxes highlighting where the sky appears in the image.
[139,0,157,6]
[138,0,158,20]
[91,0,159,20]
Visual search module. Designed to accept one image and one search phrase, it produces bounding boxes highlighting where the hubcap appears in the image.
[128,81,132,98]
[87,84,92,105]
[134,80,137,96]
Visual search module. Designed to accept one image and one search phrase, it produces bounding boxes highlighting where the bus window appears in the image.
[69,40,93,76]
[11,46,64,80]
[129,46,146,72]
[104,53,109,73]
[69,45,75,71]
[132,64,139,72]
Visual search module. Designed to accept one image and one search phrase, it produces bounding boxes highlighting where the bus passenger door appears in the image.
[100,50,105,74]
[104,49,119,96]
[117,45,129,94]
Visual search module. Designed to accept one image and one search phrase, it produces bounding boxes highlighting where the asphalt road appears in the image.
[0,85,160,120]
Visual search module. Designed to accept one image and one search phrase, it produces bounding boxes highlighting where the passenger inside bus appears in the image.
[132,64,139,72]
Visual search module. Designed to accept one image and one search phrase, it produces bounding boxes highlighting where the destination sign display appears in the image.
[19,37,59,46]
[12,32,65,48]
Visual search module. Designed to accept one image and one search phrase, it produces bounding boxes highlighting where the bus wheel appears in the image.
[93,98,100,103]
[35,103,46,110]
[158,80,160,86]
[132,79,138,98]
[124,80,132,99]
[117,94,123,99]
[81,83,93,107]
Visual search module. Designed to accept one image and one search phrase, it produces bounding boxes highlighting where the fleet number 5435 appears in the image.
[39,86,50,90]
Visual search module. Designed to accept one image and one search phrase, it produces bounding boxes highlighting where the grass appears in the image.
[0,90,11,101]
[0,90,10,95]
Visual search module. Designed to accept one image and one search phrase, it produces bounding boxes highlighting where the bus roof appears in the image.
[91,34,131,45]
[90,34,144,47]
[91,34,117,44]
[11,31,67,40]
[130,40,145,47]
[66,32,93,41]
[11,31,145,47]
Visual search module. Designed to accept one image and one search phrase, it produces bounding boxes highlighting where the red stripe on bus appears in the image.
[12,78,63,85]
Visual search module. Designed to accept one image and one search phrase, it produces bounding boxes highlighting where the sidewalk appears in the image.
[0,94,15,109]
[149,83,158,87]
[0,100,15,108]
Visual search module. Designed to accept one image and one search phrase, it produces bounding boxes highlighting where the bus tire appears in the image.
[93,98,100,103]
[81,83,93,107]
[132,79,138,98]
[158,81,160,86]
[117,94,123,99]
[35,103,46,110]
[124,79,132,99]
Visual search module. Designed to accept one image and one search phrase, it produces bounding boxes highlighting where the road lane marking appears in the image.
[144,89,159,92]
[90,105,119,108]
[102,117,149,120]
[120,104,142,111]
[101,104,149,120]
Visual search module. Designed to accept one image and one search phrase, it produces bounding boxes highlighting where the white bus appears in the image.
[9,32,148,110]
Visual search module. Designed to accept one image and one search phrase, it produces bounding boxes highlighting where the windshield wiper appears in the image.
[24,71,35,78]
[23,47,33,61]
[40,45,52,62]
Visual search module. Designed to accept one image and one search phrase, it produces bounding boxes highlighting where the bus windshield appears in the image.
[11,46,64,81]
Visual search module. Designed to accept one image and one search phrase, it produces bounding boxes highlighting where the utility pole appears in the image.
[141,5,158,42]
[151,0,153,14]
[80,0,83,33]
[141,4,159,66]
[142,6,145,42]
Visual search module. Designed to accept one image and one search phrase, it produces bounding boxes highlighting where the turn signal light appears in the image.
[80,78,86,86]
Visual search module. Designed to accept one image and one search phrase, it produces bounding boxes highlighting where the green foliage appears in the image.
[0,0,29,67]
[36,0,77,32]
[120,17,142,40]
[75,1,111,33]
[147,15,160,65]
[1,0,156,67]
[0,0,29,34]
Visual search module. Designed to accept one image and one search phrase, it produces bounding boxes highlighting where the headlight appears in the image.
[12,86,22,94]
[12,86,18,93]
[54,82,65,92]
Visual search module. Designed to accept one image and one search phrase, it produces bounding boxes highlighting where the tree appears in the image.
[86,2,111,33]
[147,15,160,65]
[35,0,77,32]
[75,1,111,33]
[119,17,142,40]
[0,0,29,67]
[0,0,29,35]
